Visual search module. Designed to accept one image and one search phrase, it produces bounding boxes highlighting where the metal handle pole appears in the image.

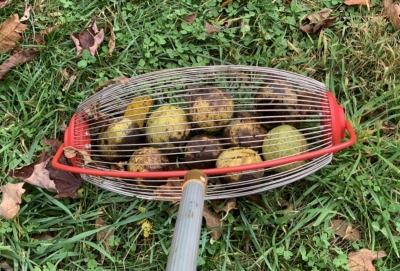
[166,170,208,271]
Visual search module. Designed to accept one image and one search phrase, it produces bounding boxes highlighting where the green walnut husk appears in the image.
[187,88,234,133]
[262,125,308,172]
[145,105,191,151]
[97,117,141,162]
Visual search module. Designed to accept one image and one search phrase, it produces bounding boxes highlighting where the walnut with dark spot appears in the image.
[184,135,223,169]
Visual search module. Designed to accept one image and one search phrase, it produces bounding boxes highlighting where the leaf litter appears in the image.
[331,219,361,241]
[299,9,335,34]
[0,48,38,80]
[0,14,28,53]
[20,4,31,22]
[203,206,223,240]
[344,0,372,5]
[0,0,12,8]
[71,13,104,56]
[215,198,238,220]
[10,138,82,199]
[384,0,400,30]
[95,216,114,265]
[182,12,197,25]
[347,249,386,271]
[0,182,26,220]
[204,21,221,35]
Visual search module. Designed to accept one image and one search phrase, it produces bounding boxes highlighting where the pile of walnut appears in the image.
[91,83,311,185]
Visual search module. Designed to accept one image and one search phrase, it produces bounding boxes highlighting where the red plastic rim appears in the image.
[327,91,346,146]
[63,113,91,167]
[52,94,356,178]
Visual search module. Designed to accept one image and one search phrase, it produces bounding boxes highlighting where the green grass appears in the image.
[1,0,400,270]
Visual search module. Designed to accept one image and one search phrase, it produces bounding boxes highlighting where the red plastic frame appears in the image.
[52,92,357,178]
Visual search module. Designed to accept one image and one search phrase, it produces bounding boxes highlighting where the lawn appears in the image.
[1,0,400,270]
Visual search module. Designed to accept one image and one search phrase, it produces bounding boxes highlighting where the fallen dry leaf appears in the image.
[10,151,57,193]
[203,207,223,240]
[94,76,130,93]
[0,14,28,53]
[383,0,400,30]
[299,9,335,34]
[31,233,53,240]
[20,4,31,22]
[215,198,238,220]
[182,12,198,25]
[204,21,221,35]
[34,23,62,45]
[0,262,13,271]
[108,27,115,57]
[10,138,82,198]
[71,13,104,56]
[0,48,38,80]
[347,249,386,271]
[0,0,11,8]
[0,182,25,220]
[221,0,233,7]
[344,0,371,5]
[63,146,94,165]
[95,217,113,265]
[154,178,183,203]
[331,219,361,241]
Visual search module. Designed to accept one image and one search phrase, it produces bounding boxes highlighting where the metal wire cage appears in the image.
[53,65,356,200]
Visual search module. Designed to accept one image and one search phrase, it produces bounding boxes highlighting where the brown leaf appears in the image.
[10,138,82,199]
[344,0,371,5]
[203,207,223,240]
[215,198,238,220]
[0,182,26,220]
[0,14,28,53]
[383,0,400,30]
[0,262,13,271]
[31,233,53,239]
[71,13,104,56]
[221,0,233,7]
[20,4,31,22]
[331,219,361,241]
[108,27,115,57]
[299,9,335,34]
[94,76,130,93]
[33,23,61,45]
[347,249,386,271]
[95,217,113,265]
[44,138,62,153]
[0,48,38,80]
[182,12,198,25]
[0,0,12,9]
[204,21,221,35]
[154,178,183,203]
[63,146,94,165]
[10,151,57,192]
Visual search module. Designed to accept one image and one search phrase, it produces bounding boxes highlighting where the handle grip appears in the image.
[166,170,208,271]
